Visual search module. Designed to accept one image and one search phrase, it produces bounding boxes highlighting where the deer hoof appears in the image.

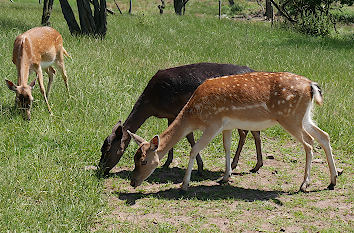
[327,183,335,190]
[300,183,310,193]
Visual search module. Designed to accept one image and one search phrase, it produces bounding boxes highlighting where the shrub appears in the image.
[296,12,332,36]
[278,0,353,36]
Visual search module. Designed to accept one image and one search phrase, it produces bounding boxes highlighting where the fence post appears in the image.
[218,0,221,19]
[129,0,132,14]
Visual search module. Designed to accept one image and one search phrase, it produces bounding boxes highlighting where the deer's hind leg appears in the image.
[34,64,52,114]
[44,66,56,99]
[278,119,314,192]
[304,121,338,190]
[55,51,69,92]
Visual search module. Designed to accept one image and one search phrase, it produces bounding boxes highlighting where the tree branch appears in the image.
[269,0,297,23]
[113,0,122,14]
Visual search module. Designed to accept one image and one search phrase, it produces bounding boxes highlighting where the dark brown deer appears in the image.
[128,72,338,192]
[99,63,262,175]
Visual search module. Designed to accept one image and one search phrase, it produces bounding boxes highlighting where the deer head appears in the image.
[128,130,160,188]
[98,121,125,175]
[6,79,36,120]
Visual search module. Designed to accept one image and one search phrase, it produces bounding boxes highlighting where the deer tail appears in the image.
[63,47,72,60]
[311,82,323,106]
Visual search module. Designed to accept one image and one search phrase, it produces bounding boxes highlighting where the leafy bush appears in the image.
[332,7,354,23]
[296,12,332,36]
[229,2,245,14]
[278,0,353,36]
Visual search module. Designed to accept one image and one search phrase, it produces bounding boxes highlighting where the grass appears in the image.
[0,0,353,231]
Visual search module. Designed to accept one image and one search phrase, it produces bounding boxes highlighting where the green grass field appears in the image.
[0,0,353,231]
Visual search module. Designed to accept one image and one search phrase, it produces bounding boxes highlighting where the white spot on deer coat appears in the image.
[286,94,294,101]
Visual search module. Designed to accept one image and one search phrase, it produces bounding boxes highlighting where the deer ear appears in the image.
[5,79,17,92]
[112,120,122,133]
[149,135,159,151]
[29,79,36,89]
[127,130,146,146]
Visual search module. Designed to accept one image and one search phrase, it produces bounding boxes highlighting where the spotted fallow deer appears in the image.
[128,72,338,192]
[5,26,69,120]
[99,63,263,176]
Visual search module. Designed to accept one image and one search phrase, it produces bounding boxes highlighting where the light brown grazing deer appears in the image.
[128,72,338,192]
[5,26,69,120]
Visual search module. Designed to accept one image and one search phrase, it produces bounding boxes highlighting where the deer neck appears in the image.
[121,99,153,150]
[14,38,31,86]
[156,113,193,160]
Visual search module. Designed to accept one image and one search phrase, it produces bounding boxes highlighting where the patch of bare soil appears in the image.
[93,137,351,232]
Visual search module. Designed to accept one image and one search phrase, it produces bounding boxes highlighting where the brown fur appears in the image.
[6,26,69,120]
[129,72,338,192]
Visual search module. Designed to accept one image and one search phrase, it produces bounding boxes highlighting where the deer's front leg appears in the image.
[163,118,175,169]
[181,125,221,191]
[221,130,232,183]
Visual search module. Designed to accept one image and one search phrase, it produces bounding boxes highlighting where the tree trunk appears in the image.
[41,0,54,26]
[59,0,81,34]
[59,0,107,37]
[77,0,96,34]
[174,0,184,15]
[265,0,274,20]
[96,0,107,36]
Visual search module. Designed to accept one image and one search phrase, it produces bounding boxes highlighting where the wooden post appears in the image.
[129,0,132,14]
[219,0,221,20]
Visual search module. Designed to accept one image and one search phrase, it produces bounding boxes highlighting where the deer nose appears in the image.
[130,179,137,188]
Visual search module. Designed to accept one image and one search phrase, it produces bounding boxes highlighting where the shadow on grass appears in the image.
[117,185,287,206]
[279,36,354,50]
[106,166,224,184]
[0,16,34,33]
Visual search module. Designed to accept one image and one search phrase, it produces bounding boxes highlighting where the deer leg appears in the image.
[279,120,314,192]
[35,64,52,114]
[219,130,232,183]
[250,131,263,173]
[304,122,338,190]
[44,66,56,99]
[55,54,69,93]
[181,124,222,191]
[163,118,174,169]
[186,132,204,175]
[231,129,248,170]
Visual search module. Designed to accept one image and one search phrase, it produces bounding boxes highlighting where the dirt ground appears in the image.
[93,136,352,232]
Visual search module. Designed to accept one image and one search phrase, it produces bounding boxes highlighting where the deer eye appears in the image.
[141,160,147,166]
